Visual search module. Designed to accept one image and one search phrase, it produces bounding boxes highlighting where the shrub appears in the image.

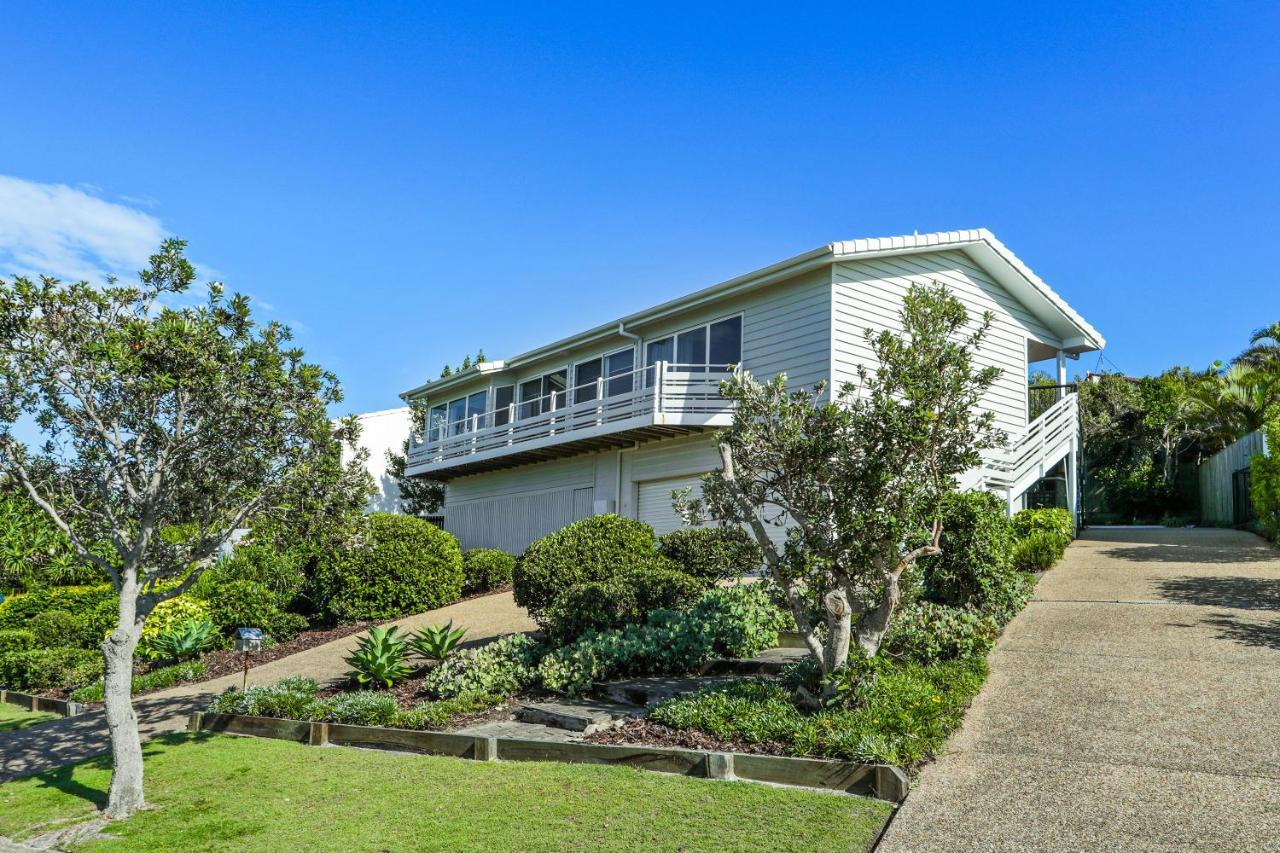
[1251,419,1280,542]
[148,619,217,662]
[650,678,803,744]
[513,515,657,625]
[308,690,399,726]
[202,578,302,642]
[197,542,307,606]
[657,525,762,584]
[312,513,463,622]
[421,634,543,699]
[137,595,215,660]
[462,548,515,594]
[542,557,703,644]
[407,621,467,661]
[0,585,115,632]
[923,491,1018,615]
[208,675,320,718]
[884,602,999,664]
[1012,508,1073,553]
[395,692,503,730]
[70,660,206,703]
[28,610,83,649]
[0,629,35,654]
[344,625,413,688]
[0,647,103,691]
[1013,530,1066,573]
[690,583,790,659]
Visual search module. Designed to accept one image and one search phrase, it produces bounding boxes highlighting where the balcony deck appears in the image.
[405,363,733,479]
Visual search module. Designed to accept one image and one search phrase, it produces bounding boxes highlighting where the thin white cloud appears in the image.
[0,175,167,284]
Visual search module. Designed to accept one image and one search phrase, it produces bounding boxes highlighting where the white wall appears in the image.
[343,407,413,513]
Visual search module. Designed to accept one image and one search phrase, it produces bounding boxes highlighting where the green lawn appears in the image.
[0,733,891,851]
[0,702,59,733]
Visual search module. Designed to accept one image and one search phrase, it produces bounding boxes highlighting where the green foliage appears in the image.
[542,557,703,644]
[138,596,215,660]
[28,610,84,650]
[1011,508,1073,548]
[0,629,35,653]
[386,429,446,518]
[408,620,467,661]
[307,691,400,726]
[690,583,789,659]
[421,634,543,700]
[680,284,1005,676]
[312,513,463,622]
[70,660,206,703]
[1010,509,1072,573]
[148,619,217,662]
[1012,532,1063,573]
[462,548,515,594]
[1252,418,1280,541]
[651,656,989,767]
[923,491,1020,618]
[208,676,321,719]
[823,651,892,708]
[0,584,114,633]
[202,578,300,642]
[0,646,103,691]
[396,692,504,730]
[657,526,762,584]
[513,515,657,625]
[884,602,999,664]
[0,493,106,591]
[344,625,413,688]
[197,543,306,608]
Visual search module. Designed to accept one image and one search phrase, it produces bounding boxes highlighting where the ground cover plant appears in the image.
[0,733,891,851]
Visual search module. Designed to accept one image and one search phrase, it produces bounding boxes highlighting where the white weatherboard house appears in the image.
[401,229,1104,554]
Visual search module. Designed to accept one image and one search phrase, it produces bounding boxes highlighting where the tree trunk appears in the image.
[103,587,146,820]
[854,576,902,658]
[821,587,853,695]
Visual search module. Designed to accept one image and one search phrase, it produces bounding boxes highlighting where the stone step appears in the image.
[698,645,810,677]
[596,675,743,708]
[516,699,644,734]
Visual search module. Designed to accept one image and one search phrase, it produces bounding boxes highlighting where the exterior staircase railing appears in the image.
[960,391,1079,515]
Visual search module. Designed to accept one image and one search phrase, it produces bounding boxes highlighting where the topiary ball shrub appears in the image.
[462,548,515,595]
[0,629,36,654]
[923,491,1021,618]
[203,578,306,642]
[28,610,83,649]
[513,515,658,626]
[657,526,763,585]
[312,513,463,622]
[541,556,702,644]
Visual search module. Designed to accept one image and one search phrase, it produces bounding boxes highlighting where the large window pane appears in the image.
[519,378,542,419]
[493,385,514,426]
[447,397,467,436]
[544,370,567,411]
[646,337,674,366]
[428,405,447,441]
[466,391,488,429]
[676,326,707,368]
[575,358,602,404]
[709,316,742,369]
[607,349,634,396]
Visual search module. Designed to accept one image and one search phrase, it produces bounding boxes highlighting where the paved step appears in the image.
[596,675,744,707]
[699,646,810,676]
[457,718,583,743]
[516,699,644,734]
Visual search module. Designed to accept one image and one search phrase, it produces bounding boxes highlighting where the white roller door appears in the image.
[636,475,705,536]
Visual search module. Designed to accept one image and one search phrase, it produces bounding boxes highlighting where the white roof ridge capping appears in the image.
[401,228,1104,400]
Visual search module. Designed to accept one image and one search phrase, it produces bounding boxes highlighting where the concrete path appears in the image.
[882,527,1280,851]
[0,590,536,782]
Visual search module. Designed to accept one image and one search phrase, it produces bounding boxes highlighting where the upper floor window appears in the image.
[519,369,567,419]
[428,390,488,439]
[646,316,742,372]
[573,347,635,403]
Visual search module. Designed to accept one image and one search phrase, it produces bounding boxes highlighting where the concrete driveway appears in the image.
[882,527,1280,851]
[0,590,536,782]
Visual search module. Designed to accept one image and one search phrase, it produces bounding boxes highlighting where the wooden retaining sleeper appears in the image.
[188,712,909,803]
[0,689,89,718]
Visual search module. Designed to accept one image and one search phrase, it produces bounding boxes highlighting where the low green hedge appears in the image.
[0,647,103,691]
[542,558,704,645]
[0,629,35,654]
[311,513,464,622]
[657,526,762,584]
[0,585,115,634]
[69,660,206,703]
[462,549,515,595]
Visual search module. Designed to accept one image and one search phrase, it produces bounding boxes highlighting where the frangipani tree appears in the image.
[678,284,1003,697]
[0,240,343,819]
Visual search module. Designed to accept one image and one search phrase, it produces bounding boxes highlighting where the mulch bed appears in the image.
[197,622,373,681]
[586,719,790,756]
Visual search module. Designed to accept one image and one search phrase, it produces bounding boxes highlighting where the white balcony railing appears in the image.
[407,362,733,472]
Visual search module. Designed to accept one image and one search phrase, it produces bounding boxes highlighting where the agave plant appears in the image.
[149,619,217,662]
[344,625,413,688]
[408,620,467,662]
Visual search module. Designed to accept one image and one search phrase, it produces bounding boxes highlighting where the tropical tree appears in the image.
[0,241,343,819]
[1235,321,1280,371]
[678,283,1003,697]
[1191,364,1280,451]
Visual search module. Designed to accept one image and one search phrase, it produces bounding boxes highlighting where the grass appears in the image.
[0,733,891,851]
[0,702,59,732]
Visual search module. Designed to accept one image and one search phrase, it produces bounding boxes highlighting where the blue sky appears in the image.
[2,1,1277,415]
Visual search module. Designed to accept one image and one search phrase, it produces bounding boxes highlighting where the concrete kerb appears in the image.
[0,689,89,718]
[188,711,908,803]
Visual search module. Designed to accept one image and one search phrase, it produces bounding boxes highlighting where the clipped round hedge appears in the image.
[312,513,463,622]
[462,548,515,594]
[923,491,1023,620]
[513,515,657,625]
[657,525,763,584]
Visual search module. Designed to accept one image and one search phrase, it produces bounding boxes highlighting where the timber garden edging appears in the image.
[187,711,909,803]
[0,689,89,718]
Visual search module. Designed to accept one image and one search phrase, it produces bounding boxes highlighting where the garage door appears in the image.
[636,475,705,536]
